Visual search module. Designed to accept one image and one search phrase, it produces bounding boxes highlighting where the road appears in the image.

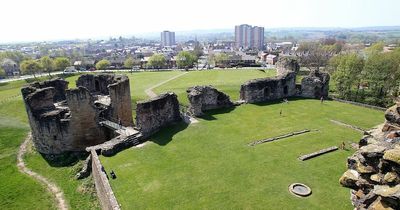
[0,71,64,83]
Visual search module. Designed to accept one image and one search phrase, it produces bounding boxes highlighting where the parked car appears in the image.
[63,66,77,73]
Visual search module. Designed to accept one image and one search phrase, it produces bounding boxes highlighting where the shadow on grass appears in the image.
[251,97,321,107]
[150,121,189,146]
[40,151,88,167]
[0,82,9,87]
[198,106,236,121]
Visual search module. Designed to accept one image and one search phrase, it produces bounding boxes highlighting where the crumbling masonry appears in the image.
[339,103,400,209]
[240,57,330,103]
[187,85,234,117]
[21,74,133,154]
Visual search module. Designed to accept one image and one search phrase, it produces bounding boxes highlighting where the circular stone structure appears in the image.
[289,183,312,197]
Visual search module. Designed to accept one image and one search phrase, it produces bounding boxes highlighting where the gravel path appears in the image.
[17,133,69,210]
[144,72,188,98]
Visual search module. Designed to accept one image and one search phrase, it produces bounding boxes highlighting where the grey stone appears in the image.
[187,85,233,117]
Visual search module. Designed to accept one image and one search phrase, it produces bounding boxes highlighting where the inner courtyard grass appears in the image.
[0,70,385,209]
[100,99,383,209]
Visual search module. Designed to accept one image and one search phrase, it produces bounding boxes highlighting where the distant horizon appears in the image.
[1,0,399,43]
[1,25,400,45]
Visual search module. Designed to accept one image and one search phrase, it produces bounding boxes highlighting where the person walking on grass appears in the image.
[320,96,324,104]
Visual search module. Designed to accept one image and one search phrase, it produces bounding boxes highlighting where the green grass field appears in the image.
[0,69,384,209]
[153,69,274,106]
[0,74,98,210]
[101,99,383,209]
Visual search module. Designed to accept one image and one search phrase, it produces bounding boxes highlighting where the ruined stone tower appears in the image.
[21,74,133,154]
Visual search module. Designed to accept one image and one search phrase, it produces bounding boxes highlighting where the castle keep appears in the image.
[21,74,133,154]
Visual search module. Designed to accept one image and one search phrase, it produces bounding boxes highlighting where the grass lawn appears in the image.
[0,122,56,210]
[153,69,274,106]
[0,74,98,210]
[100,99,383,210]
[0,69,385,209]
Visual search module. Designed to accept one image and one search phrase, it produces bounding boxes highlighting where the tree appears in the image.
[365,42,384,56]
[0,67,5,77]
[0,51,27,63]
[147,54,166,70]
[362,51,400,103]
[124,57,140,69]
[331,53,364,99]
[176,51,197,69]
[20,60,42,78]
[213,53,229,67]
[54,57,70,71]
[297,42,336,72]
[40,56,54,77]
[96,59,111,70]
[193,44,204,69]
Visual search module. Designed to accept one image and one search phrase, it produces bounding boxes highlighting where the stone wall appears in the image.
[91,150,120,210]
[22,80,72,154]
[77,74,133,126]
[187,85,233,116]
[109,76,133,126]
[339,103,400,209]
[66,87,108,150]
[332,98,386,111]
[300,71,330,99]
[240,71,296,103]
[136,92,182,137]
[276,56,300,76]
[21,74,134,154]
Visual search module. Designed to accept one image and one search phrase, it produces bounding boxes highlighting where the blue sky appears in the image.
[0,0,399,42]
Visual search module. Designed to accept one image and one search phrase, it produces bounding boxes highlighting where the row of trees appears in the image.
[328,42,400,107]
[19,57,70,78]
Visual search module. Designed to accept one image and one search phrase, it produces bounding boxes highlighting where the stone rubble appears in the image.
[340,103,400,210]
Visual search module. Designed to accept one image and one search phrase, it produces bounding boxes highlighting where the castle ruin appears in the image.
[21,74,133,154]
[240,57,330,103]
[187,85,234,117]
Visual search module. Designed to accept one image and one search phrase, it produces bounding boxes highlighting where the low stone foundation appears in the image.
[248,129,311,146]
[298,146,338,161]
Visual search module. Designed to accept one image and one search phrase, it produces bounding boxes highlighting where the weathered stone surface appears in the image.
[373,185,400,200]
[136,92,182,137]
[21,74,134,154]
[300,71,330,99]
[340,169,360,189]
[240,71,296,103]
[26,78,69,102]
[341,104,400,209]
[361,144,387,158]
[187,85,233,117]
[371,174,383,184]
[368,196,394,210]
[384,172,399,184]
[76,74,133,126]
[357,161,377,174]
[76,155,92,179]
[276,56,300,75]
[383,148,400,165]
